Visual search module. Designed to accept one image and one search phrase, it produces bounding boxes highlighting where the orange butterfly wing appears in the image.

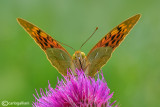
[17,18,68,53]
[88,14,141,56]
[86,14,141,77]
[17,18,74,76]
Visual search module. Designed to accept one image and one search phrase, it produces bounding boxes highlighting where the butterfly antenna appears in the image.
[79,27,98,50]
[56,40,76,51]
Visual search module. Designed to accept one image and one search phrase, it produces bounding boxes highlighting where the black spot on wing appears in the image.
[39,36,43,41]
[117,34,120,38]
[111,35,115,40]
[35,36,41,42]
[105,36,107,40]
[44,42,48,46]
[116,40,120,45]
[39,42,44,47]
[37,29,41,35]
[112,40,116,44]
[121,34,124,39]
[43,38,48,43]
[50,45,54,48]
[105,42,108,46]
[117,26,122,33]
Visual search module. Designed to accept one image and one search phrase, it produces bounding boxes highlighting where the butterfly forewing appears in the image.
[17,18,66,51]
[17,18,73,76]
[86,14,141,77]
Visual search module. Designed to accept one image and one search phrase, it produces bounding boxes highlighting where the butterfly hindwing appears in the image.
[85,47,113,77]
[46,48,75,76]
[17,18,73,76]
[86,14,141,77]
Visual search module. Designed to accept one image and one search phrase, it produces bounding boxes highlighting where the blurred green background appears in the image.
[0,0,160,107]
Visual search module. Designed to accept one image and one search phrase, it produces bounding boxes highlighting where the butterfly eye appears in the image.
[72,53,76,59]
[81,52,86,58]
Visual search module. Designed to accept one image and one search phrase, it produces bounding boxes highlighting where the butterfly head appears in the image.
[72,51,86,70]
[72,51,86,60]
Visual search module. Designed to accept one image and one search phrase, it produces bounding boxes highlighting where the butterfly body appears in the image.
[17,14,140,77]
[72,51,87,71]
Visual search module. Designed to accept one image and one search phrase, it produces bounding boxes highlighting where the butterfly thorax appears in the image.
[72,51,87,71]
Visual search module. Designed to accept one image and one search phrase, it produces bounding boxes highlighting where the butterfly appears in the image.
[17,14,141,77]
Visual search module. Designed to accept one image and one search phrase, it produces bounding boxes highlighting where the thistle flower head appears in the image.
[33,69,117,107]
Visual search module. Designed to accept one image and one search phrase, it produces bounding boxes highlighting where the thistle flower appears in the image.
[33,70,117,107]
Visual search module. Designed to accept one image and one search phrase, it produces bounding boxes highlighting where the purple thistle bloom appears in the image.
[33,69,117,107]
